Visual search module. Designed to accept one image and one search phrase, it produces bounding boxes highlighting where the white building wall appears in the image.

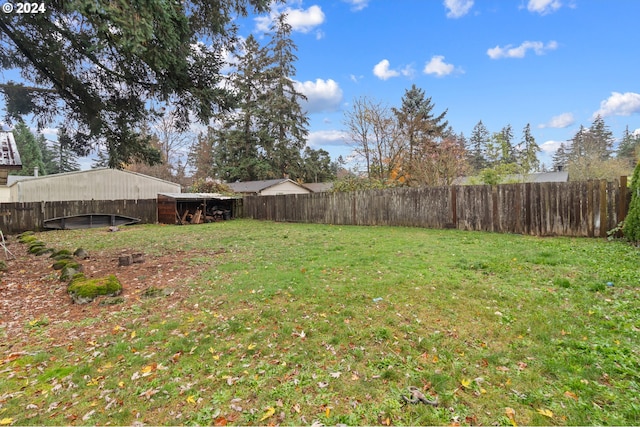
[260,181,310,196]
[9,168,181,202]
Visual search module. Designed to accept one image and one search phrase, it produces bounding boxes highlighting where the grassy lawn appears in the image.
[1,219,639,426]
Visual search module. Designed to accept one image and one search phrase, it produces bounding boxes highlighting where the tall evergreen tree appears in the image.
[467,121,489,173]
[263,13,309,179]
[214,34,272,181]
[392,84,448,182]
[517,123,540,174]
[0,0,270,167]
[498,124,516,164]
[617,126,640,167]
[552,142,570,171]
[9,122,46,176]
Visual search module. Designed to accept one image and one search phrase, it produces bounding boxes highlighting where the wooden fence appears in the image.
[0,199,158,235]
[243,178,631,237]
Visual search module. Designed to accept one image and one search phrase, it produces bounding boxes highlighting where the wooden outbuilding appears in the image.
[157,193,241,225]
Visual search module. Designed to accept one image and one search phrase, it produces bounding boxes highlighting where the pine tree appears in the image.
[617,126,640,167]
[214,34,272,181]
[393,84,448,179]
[517,123,540,174]
[1,0,270,166]
[9,122,46,176]
[552,142,569,171]
[467,121,489,173]
[263,13,309,179]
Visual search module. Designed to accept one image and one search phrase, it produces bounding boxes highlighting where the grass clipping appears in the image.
[67,274,122,304]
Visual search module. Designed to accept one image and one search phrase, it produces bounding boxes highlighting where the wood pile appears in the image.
[175,204,231,225]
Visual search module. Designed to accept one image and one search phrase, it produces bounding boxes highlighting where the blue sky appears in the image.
[3,0,640,172]
[240,0,640,169]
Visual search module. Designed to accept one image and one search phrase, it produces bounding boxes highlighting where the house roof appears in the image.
[227,178,301,193]
[302,182,333,192]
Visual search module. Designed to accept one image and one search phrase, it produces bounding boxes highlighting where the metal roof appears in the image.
[158,192,239,200]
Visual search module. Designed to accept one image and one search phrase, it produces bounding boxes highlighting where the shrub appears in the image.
[623,162,640,244]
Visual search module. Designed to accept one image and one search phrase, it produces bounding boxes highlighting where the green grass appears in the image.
[1,220,639,426]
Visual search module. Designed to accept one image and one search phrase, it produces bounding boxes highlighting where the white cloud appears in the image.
[527,0,562,15]
[538,112,574,129]
[593,92,640,118]
[423,55,456,77]
[373,59,400,80]
[255,5,325,34]
[308,129,349,148]
[540,140,564,153]
[286,5,325,33]
[444,0,474,18]
[343,0,369,11]
[294,79,343,114]
[487,40,558,59]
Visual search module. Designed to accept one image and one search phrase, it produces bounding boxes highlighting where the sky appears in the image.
[238,0,640,170]
[2,0,640,172]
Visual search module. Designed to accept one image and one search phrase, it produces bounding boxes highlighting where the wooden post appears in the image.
[600,180,608,238]
[618,176,628,222]
[492,186,499,232]
[451,186,458,229]
[587,180,594,237]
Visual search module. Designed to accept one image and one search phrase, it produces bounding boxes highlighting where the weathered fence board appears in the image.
[242,179,631,238]
[0,199,158,235]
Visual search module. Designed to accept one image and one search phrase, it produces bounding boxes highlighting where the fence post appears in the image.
[618,176,628,223]
[451,186,458,229]
[492,186,499,232]
[599,180,608,237]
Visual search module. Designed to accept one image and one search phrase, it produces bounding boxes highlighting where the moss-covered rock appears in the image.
[52,259,78,270]
[60,264,83,282]
[34,247,54,256]
[74,248,89,259]
[18,234,38,244]
[28,242,47,253]
[50,249,72,259]
[67,274,122,304]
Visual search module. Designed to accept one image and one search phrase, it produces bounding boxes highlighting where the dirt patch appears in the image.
[0,234,217,352]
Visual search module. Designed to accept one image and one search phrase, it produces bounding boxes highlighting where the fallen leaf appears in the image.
[505,407,517,426]
[564,390,578,400]
[186,395,196,405]
[496,366,510,372]
[460,378,472,389]
[0,418,13,426]
[317,381,329,388]
[330,372,341,378]
[248,343,257,350]
[130,331,136,339]
[82,410,95,422]
[325,407,331,417]
[259,407,275,422]
[213,416,228,426]
[536,408,553,418]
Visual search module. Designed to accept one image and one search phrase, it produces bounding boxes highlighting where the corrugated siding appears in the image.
[9,169,181,202]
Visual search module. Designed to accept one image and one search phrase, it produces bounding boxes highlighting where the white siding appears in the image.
[0,186,9,202]
[9,169,181,202]
[260,181,310,196]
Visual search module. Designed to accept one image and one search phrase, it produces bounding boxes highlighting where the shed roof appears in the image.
[7,167,180,187]
[227,178,301,193]
[158,192,239,200]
